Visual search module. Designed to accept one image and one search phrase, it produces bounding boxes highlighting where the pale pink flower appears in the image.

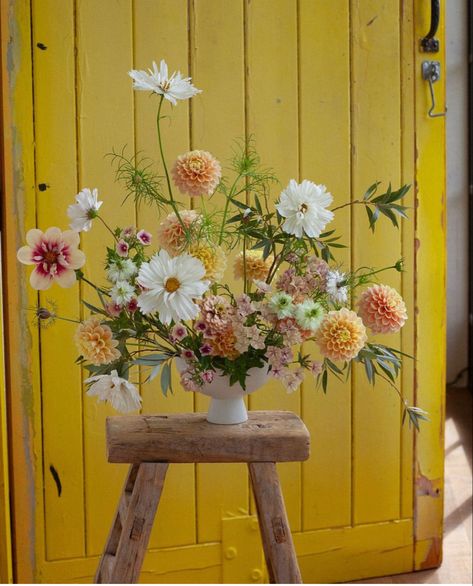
[200,343,212,355]
[195,320,208,333]
[137,229,152,246]
[105,301,123,317]
[253,279,272,293]
[120,226,136,239]
[127,298,138,313]
[181,349,196,361]
[156,210,201,256]
[172,150,221,197]
[357,284,407,334]
[235,294,256,317]
[202,370,215,384]
[180,369,201,392]
[309,361,323,376]
[171,323,187,341]
[116,239,129,257]
[17,227,85,290]
[315,308,367,362]
[281,368,305,393]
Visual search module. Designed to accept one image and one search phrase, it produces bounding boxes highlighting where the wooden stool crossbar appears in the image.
[95,411,310,584]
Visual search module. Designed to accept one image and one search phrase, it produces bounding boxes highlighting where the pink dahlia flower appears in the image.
[171,150,221,197]
[357,284,407,334]
[17,227,85,290]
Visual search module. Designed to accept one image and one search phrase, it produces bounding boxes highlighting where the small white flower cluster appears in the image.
[269,292,325,332]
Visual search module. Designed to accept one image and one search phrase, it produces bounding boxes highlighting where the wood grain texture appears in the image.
[107,411,310,464]
[96,463,168,584]
[249,463,302,584]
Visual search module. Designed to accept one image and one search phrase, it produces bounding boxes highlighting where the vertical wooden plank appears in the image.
[0,242,13,584]
[413,0,446,570]
[191,0,249,543]
[31,0,85,560]
[1,0,44,581]
[76,0,135,557]
[299,0,352,530]
[400,0,415,521]
[351,0,402,524]
[133,0,196,549]
[246,0,301,532]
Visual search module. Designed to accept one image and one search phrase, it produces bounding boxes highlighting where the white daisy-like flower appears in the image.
[294,300,325,331]
[137,250,210,324]
[110,280,136,306]
[276,179,334,238]
[128,59,201,105]
[67,188,103,232]
[269,292,294,318]
[107,259,138,283]
[326,270,349,304]
[85,370,141,413]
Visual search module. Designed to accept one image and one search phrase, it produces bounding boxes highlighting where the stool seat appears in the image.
[106,410,310,463]
[96,411,309,584]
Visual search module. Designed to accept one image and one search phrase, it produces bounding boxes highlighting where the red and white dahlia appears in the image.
[17,227,85,290]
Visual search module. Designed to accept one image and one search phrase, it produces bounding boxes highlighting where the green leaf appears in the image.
[82,300,108,316]
[363,182,380,201]
[160,363,171,397]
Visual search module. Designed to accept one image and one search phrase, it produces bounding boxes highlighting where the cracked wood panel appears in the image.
[31,0,86,560]
[191,0,250,544]
[133,0,196,550]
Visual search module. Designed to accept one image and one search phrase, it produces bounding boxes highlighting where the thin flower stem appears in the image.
[97,215,118,241]
[156,96,187,232]
[78,274,110,296]
[218,173,243,245]
[331,199,369,212]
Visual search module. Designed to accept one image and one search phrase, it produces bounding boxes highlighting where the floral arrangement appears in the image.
[17,59,427,428]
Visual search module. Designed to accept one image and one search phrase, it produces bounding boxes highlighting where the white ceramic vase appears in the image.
[176,359,270,424]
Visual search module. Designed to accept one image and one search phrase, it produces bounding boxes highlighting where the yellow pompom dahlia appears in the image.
[233,250,273,281]
[189,243,227,283]
[75,317,121,365]
[315,308,367,362]
[357,284,407,334]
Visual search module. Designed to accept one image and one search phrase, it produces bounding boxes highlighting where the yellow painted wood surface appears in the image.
[0,0,446,583]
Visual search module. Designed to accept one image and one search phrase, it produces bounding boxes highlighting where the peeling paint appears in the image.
[419,537,442,569]
[415,467,442,498]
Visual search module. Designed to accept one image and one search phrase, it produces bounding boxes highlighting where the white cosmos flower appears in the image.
[294,300,325,331]
[326,270,349,304]
[85,370,141,413]
[276,179,334,238]
[67,188,102,232]
[107,259,138,283]
[128,60,201,105]
[111,280,136,306]
[137,250,209,324]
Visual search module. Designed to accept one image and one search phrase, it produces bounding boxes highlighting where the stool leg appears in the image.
[95,462,168,584]
[248,462,302,584]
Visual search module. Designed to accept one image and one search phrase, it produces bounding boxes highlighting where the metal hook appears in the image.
[422,61,447,118]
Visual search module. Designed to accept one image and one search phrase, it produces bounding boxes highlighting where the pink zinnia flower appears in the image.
[137,229,152,246]
[127,298,139,313]
[17,227,85,290]
[357,284,407,334]
[116,239,129,257]
[171,323,187,341]
[105,301,123,317]
[202,370,214,384]
[171,150,222,197]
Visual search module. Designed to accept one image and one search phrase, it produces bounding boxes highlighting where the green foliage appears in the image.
[362,182,410,232]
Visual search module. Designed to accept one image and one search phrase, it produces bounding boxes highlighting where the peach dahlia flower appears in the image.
[315,308,367,362]
[75,317,121,365]
[357,284,407,334]
[189,243,227,283]
[171,150,221,197]
[156,210,201,256]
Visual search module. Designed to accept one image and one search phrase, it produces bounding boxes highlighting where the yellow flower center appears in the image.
[188,159,204,172]
[337,327,351,343]
[165,276,181,293]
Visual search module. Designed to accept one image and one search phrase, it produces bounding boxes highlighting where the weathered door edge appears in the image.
[1,0,44,582]
[413,0,447,570]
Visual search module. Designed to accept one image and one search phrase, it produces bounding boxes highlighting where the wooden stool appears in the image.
[95,411,310,584]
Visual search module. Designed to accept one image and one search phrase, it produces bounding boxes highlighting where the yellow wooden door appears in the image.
[1,0,446,583]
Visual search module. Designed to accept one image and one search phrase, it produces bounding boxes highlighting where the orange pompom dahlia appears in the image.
[171,150,221,197]
[75,317,121,365]
[156,210,201,256]
[357,284,407,334]
[315,308,367,362]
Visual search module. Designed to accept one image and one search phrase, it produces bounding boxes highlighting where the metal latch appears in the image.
[422,61,447,118]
